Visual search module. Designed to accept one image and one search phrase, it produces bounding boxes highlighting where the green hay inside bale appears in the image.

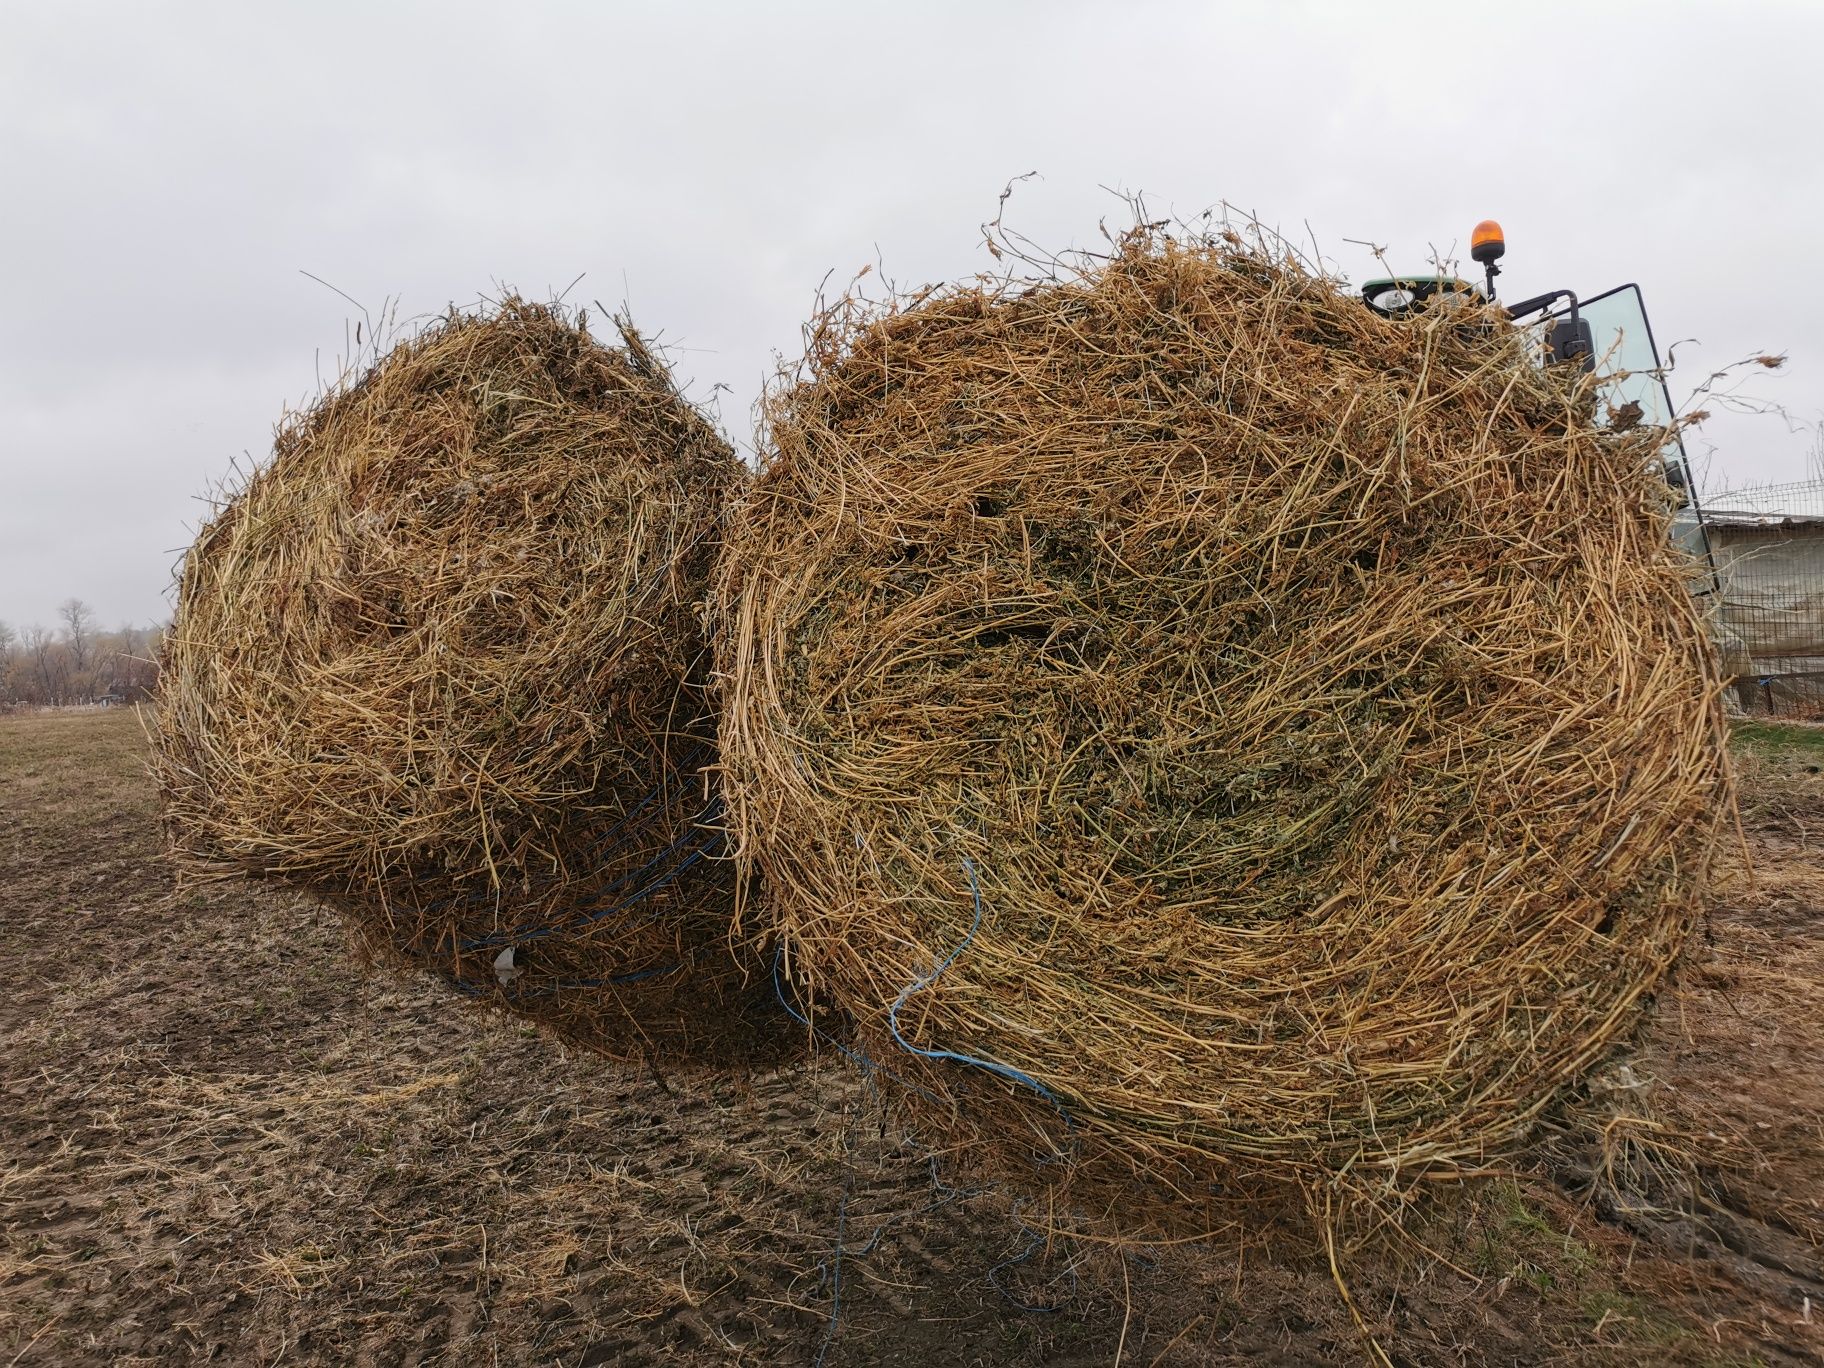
[154,297,783,1065]
[715,229,1731,1234]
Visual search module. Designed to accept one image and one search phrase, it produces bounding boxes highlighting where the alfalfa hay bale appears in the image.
[716,229,1732,1233]
[153,297,781,1064]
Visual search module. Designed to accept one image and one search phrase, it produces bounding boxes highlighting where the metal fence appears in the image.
[1682,480,1824,720]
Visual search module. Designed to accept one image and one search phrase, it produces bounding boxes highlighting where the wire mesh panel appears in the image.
[1693,483,1824,719]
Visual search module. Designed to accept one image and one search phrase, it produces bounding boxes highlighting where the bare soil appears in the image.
[2,709,1819,1366]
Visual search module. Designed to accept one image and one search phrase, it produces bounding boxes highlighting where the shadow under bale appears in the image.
[154,298,788,1066]
[715,228,1733,1238]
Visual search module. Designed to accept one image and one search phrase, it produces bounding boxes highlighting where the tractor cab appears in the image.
[1360,274,1483,315]
[1359,219,1703,520]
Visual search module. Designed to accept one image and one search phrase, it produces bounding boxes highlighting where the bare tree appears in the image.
[0,611,163,706]
[59,598,95,673]
[24,624,61,703]
[93,621,152,700]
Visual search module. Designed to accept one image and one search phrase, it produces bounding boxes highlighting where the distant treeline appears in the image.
[0,599,164,708]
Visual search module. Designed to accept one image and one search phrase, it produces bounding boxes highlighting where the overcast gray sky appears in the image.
[3,0,1819,632]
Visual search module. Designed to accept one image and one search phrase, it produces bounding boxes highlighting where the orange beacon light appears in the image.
[1470,219,1506,295]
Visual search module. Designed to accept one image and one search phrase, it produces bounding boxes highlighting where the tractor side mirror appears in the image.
[1547,317,1595,369]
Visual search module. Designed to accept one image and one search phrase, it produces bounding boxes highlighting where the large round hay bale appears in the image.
[154,298,780,1063]
[716,232,1730,1229]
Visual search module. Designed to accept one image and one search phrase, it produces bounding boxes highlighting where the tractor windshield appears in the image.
[1541,284,1718,585]
[1541,284,1697,506]
[1579,284,1675,429]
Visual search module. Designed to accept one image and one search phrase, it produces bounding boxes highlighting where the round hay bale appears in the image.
[716,231,1731,1229]
[154,298,782,1064]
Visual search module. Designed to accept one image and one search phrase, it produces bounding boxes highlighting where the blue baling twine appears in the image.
[536,964,681,991]
[427,959,681,1001]
[813,1184,849,1368]
[770,947,947,1110]
[985,1225,1064,1314]
[769,859,1077,1138]
[887,858,1074,1131]
[810,1138,988,1364]
[456,797,724,951]
[405,774,724,999]
[415,741,717,927]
